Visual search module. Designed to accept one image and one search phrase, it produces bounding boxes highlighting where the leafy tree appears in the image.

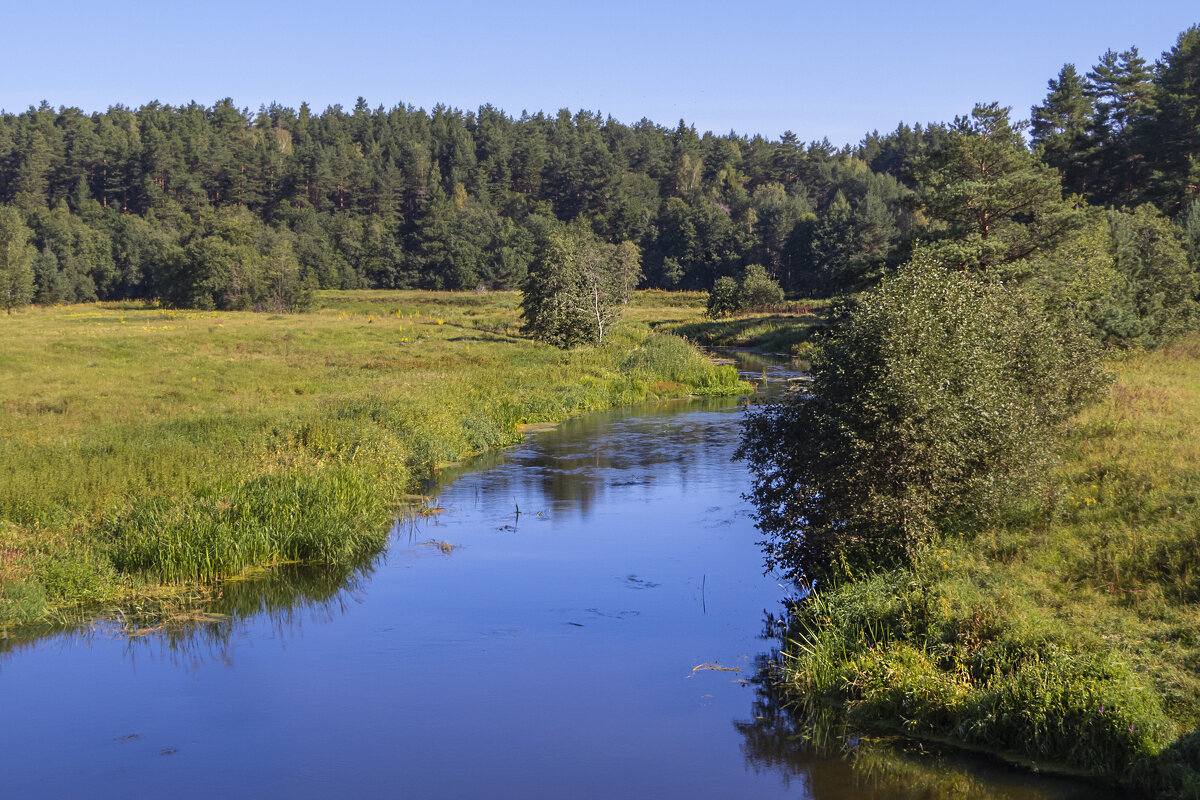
[172,208,264,310]
[705,264,784,317]
[845,181,901,289]
[0,206,36,312]
[749,181,808,279]
[520,224,639,347]
[1107,204,1200,346]
[810,190,855,290]
[262,238,315,312]
[706,276,740,318]
[1024,208,1132,347]
[738,253,1108,583]
[32,245,66,304]
[738,263,784,308]
[1182,198,1200,268]
[611,240,643,304]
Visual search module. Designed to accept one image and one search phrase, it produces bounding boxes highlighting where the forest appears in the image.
[0,25,1196,319]
[2,18,1200,800]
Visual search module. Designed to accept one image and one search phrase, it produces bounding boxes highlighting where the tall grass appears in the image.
[0,291,749,626]
[663,305,829,355]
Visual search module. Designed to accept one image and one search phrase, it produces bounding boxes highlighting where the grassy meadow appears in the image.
[777,336,1200,796]
[0,290,748,629]
[661,300,831,355]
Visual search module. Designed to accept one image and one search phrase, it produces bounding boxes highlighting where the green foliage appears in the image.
[108,466,387,582]
[1085,47,1158,206]
[739,254,1108,582]
[704,264,785,318]
[0,206,35,313]
[781,564,1173,783]
[1144,26,1200,214]
[0,100,921,307]
[770,339,1200,794]
[738,263,785,308]
[520,223,640,347]
[1108,204,1200,346]
[915,103,1081,273]
[1031,64,1093,195]
[619,333,747,395]
[706,276,740,318]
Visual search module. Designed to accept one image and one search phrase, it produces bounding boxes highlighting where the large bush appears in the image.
[705,264,784,318]
[739,253,1109,582]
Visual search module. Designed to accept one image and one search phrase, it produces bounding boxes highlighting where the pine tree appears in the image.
[915,103,1079,273]
[1030,64,1093,195]
[1141,25,1200,214]
[1085,48,1157,205]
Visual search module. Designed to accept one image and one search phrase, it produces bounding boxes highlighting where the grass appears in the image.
[773,335,1200,797]
[660,299,830,355]
[0,290,749,630]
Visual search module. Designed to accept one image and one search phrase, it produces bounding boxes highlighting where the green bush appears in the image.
[706,276,740,318]
[781,564,1174,783]
[740,252,1109,581]
[739,264,785,308]
[705,265,784,318]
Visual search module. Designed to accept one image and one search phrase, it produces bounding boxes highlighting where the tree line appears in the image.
[0,25,1197,319]
[0,97,917,312]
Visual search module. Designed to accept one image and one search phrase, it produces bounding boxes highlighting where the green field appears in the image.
[777,337,1200,795]
[0,290,748,629]
[661,300,831,355]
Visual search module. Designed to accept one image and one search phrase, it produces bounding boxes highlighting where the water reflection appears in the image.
[433,395,746,521]
[0,349,1113,799]
[735,611,1119,800]
[122,559,381,669]
[0,556,381,670]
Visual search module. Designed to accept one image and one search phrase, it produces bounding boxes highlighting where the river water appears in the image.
[0,353,1107,799]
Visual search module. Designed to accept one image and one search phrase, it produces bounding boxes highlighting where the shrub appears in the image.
[739,252,1109,582]
[739,264,785,308]
[706,276,740,318]
[705,264,784,318]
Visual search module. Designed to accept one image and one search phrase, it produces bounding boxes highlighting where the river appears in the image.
[0,352,1107,799]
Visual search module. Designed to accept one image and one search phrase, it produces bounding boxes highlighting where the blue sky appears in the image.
[2,1,1196,145]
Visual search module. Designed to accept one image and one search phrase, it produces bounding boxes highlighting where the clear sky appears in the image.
[2,1,1196,145]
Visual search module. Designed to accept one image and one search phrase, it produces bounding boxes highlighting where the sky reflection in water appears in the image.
[0,355,1107,799]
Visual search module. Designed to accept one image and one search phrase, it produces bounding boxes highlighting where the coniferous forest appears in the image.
[0,25,1196,317]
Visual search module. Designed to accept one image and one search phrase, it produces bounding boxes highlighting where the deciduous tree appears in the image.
[520,224,640,347]
[0,207,35,313]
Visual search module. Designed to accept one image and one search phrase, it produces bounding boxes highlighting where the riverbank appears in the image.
[0,290,749,631]
[660,300,830,355]
[773,336,1200,797]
